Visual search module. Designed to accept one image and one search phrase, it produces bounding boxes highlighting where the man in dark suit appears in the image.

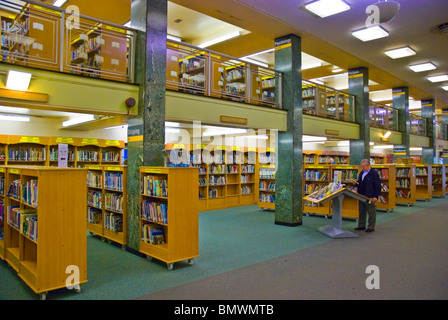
[355,159,381,233]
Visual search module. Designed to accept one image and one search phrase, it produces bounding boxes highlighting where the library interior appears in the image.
[0,0,447,301]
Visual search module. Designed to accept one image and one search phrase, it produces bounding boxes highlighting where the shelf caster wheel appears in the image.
[121,245,126,251]
[167,263,174,270]
[407,204,411,207]
[188,259,194,266]
[40,292,47,300]
[107,239,112,244]
[101,237,106,242]
[75,286,81,294]
[146,255,152,261]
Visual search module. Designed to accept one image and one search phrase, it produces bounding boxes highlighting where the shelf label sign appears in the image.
[0,168,4,173]
[128,124,143,142]
[105,140,121,146]
[20,137,40,143]
[107,166,122,171]
[56,137,74,144]
[393,145,407,156]
[274,37,292,51]
[82,138,98,145]
[145,168,162,174]
[10,169,19,174]
[87,166,101,170]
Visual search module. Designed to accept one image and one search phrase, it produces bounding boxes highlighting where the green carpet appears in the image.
[0,197,446,300]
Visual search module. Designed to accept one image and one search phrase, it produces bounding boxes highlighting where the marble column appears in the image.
[274,34,303,227]
[392,87,410,162]
[421,99,436,164]
[126,0,167,251]
[348,67,370,164]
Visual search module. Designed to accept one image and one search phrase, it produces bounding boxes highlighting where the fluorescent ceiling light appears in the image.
[0,114,30,122]
[302,62,322,70]
[332,68,343,73]
[6,70,32,91]
[304,0,350,18]
[167,34,182,42]
[409,100,422,110]
[165,121,180,127]
[373,145,394,149]
[239,57,269,68]
[338,141,374,146]
[382,131,392,139]
[442,85,448,91]
[197,31,241,48]
[410,147,422,151]
[385,47,416,59]
[203,127,247,136]
[428,74,448,83]
[303,135,327,142]
[241,135,269,140]
[53,0,68,7]
[62,114,95,127]
[409,62,437,73]
[352,26,389,42]
[244,48,274,59]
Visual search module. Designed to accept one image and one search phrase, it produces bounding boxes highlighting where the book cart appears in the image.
[395,164,416,207]
[1,166,87,300]
[371,164,397,212]
[139,166,199,270]
[415,164,432,201]
[431,164,446,197]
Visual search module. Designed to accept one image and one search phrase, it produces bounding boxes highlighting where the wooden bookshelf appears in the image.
[303,165,331,217]
[86,165,127,249]
[0,167,5,260]
[139,166,199,270]
[240,149,257,206]
[48,137,79,167]
[1,165,87,300]
[395,164,416,206]
[415,164,432,201]
[258,164,275,210]
[372,164,396,212]
[7,135,49,166]
[431,164,446,197]
[76,138,102,166]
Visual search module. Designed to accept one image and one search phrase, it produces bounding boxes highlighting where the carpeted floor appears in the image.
[1,197,447,300]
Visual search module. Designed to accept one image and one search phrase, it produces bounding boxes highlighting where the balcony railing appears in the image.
[0,0,135,82]
[410,114,427,136]
[369,101,399,131]
[302,80,356,122]
[436,121,448,140]
[166,41,283,109]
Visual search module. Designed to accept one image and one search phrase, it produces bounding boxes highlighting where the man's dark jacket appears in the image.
[357,168,381,199]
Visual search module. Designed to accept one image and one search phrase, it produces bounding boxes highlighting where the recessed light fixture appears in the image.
[303,135,327,142]
[409,62,437,72]
[6,70,32,91]
[442,85,448,91]
[62,114,95,127]
[385,46,416,59]
[0,114,31,122]
[239,57,269,68]
[53,0,68,7]
[167,34,182,42]
[428,74,448,83]
[197,31,241,48]
[304,0,350,18]
[352,26,389,42]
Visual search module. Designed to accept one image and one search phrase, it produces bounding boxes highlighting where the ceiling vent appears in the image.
[431,22,448,34]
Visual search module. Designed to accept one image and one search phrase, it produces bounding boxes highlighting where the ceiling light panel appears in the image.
[385,46,416,59]
[428,74,448,83]
[304,0,350,18]
[409,62,437,72]
[352,26,389,42]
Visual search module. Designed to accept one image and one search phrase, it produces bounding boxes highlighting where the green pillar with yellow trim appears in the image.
[392,87,410,163]
[421,99,436,164]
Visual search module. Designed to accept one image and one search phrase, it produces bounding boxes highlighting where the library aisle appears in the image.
[1,197,448,300]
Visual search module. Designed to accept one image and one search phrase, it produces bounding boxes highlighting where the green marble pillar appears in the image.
[274,34,303,227]
[421,99,436,164]
[348,68,370,164]
[392,87,410,163]
[126,0,167,251]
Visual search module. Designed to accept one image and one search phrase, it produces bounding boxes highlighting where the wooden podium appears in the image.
[304,188,370,239]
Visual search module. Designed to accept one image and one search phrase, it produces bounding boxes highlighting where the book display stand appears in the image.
[304,186,369,239]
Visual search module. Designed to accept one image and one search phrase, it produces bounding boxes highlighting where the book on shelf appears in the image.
[378,195,388,204]
[241,186,252,195]
[87,190,102,208]
[0,200,4,240]
[259,181,275,192]
[87,171,102,188]
[0,176,4,195]
[141,175,168,197]
[304,170,328,181]
[141,200,168,225]
[396,169,410,177]
[241,165,255,173]
[396,190,411,198]
[259,193,275,203]
[20,212,38,241]
[209,175,226,186]
[8,148,46,161]
[304,183,325,195]
[227,165,238,173]
[142,223,165,245]
[381,183,389,192]
[7,179,21,200]
[415,168,428,176]
[240,174,251,183]
[396,179,410,188]
[259,168,275,179]
[105,212,123,233]
[105,172,123,191]
[87,207,102,224]
[305,182,342,201]
[104,193,123,213]
[377,169,389,179]
[209,188,219,198]
[22,179,38,207]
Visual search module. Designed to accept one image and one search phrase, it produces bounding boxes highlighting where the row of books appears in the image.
[378,195,388,204]
[332,170,358,182]
[416,178,427,186]
[8,148,46,161]
[104,193,123,213]
[22,179,38,207]
[209,175,226,186]
[209,188,220,198]
[259,181,275,192]
[377,169,389,179]
[7,179,21,200]
[104,172,123,191]
[210,164,226,174]
[199,178,207,186]
[304,170,328,182]
[306,182,342,201]
[87,207,102,224]
[104,212,123,233]
[7,206,37,240]
[87,171,102,188]
[259,169,276,179]
[0,176,4,196]
[432,178,444,184]
[141,223,165,245]
[49,148,75,161]
[259,194,275,203]
[261,77,276,89]
[397,169,411,178]
[302,86,316,98]
[102,151,120,162]
[319,156,349,164]
[396,179,410,188]
[240,174,252,183]
[77,150,100,162]
[141,200,168,225]
[381,183,389,192]
[180,57,205,73]
[242,165,255,173]
[141,176,168,197]
[415,168,428,176]
[396,190,411,198]
[241,186,252,195]
[304,183,325,195]
[225,67,245,82]
[432,167,444,175]
[0,201,3,240]
[258,154,275,165]
[88,190,102,208]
